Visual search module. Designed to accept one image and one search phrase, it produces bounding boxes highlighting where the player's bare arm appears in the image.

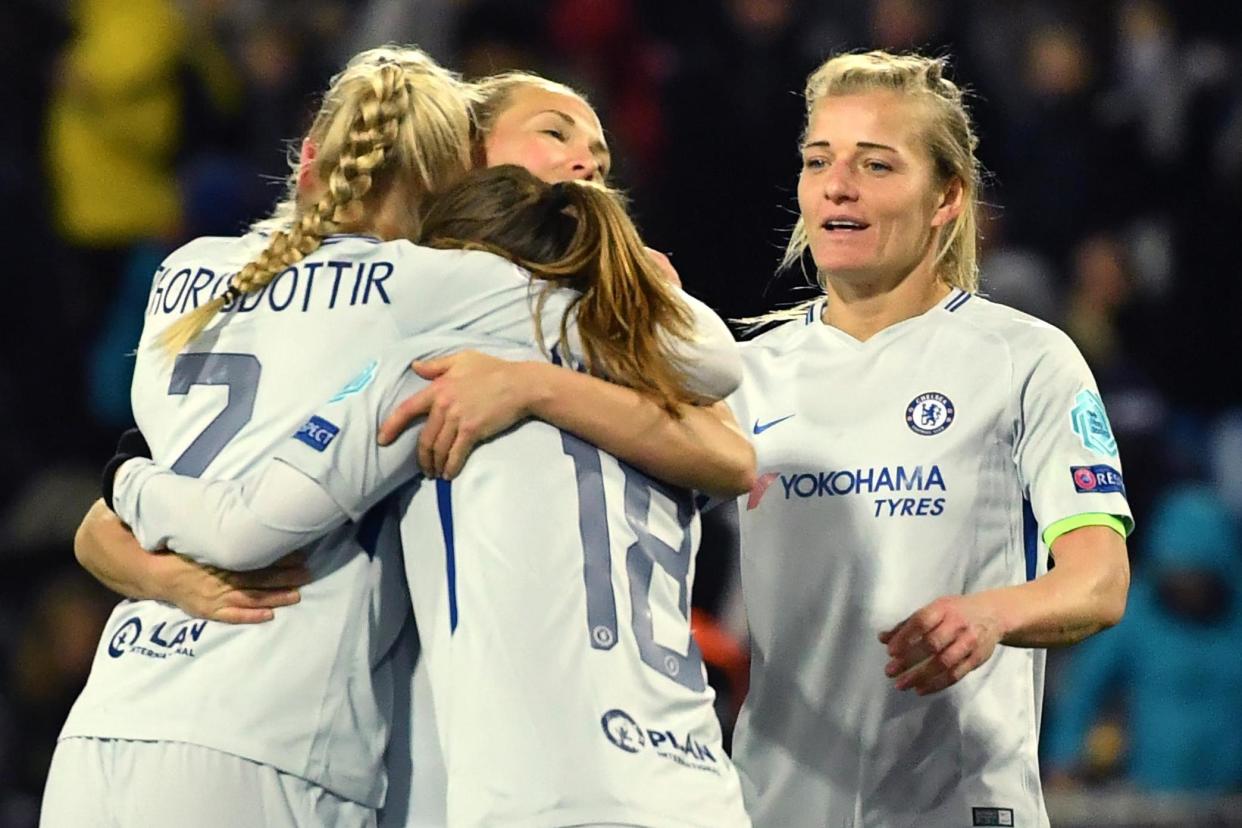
[75,497,308,624]
[880,524,1129,695]
[378,351,756,496]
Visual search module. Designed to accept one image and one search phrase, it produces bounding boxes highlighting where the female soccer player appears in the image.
[72,69,744,620]
[43,45,479,828]
[105,165,752,827]
[719,51,1132,827]
[379,50,1138,828]
[46,52,749,828]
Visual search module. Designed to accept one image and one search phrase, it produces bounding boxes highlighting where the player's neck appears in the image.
[820,260,952,342]
[297,179,414,241]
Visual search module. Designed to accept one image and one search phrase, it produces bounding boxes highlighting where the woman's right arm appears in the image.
[108,346,450,570]
[75,498,308,623]
[111,458,352,571]
[380,353,756,496]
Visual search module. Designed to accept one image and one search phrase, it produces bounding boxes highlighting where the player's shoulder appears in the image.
[379,240,529,283]
[160,234,260,269]
[949,291,1082,362]
[739,301,821,357]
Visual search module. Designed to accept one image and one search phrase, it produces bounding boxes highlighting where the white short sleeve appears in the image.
[1014,329,1133,535]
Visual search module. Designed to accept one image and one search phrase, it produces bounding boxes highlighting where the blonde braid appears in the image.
[158,64,413,355]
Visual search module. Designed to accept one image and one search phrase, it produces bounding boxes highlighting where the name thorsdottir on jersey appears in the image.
[146,259,394,317]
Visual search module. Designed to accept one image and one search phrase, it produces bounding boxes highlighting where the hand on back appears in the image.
[379,350,543,480]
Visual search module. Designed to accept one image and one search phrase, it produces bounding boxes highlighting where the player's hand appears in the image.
[149,551,310,624]
[377,351,535,479]
[878,593,1006,695]
[644,247,681,287]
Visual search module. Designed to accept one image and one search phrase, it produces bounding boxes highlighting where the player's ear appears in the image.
[930,176,963,228]
[298,139,319,192]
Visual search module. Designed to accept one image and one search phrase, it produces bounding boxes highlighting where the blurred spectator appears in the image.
[1043,485,1242,792]
[1062,233,1168,521]
[453,0,547,80]
[977,202,1060,322]
[41,0,189,463]
[649,0,825,319]
[1,570,114,821]
[0,0,69,504]
[548,0,667,179]
[994,21,1099,260]
[1209,411,1242,519]
[867,0,946,52]
[334,0,460,67]
[46,0,186,250]
[1064,234,1132,369]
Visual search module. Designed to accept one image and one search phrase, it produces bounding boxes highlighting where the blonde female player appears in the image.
[43,45,478,828]
[106,164,752,827]
[47,54,749,828]
[72,70,729,624]
[717,51,1132,827]
[375,50,1139,828]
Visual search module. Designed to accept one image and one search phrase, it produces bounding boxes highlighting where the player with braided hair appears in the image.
[73,67,744,629]
[49,51,752,827]
[104,164,752,827]
[40,45,480,828]
[158,47,470,355]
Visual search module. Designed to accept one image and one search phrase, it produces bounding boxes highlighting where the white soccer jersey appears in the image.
[724,291,1132,828]
[110,332,750,828]
[269,337,751,828]
[63,230,738,809]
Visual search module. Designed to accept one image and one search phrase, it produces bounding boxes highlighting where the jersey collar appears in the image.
[805,287,972,349]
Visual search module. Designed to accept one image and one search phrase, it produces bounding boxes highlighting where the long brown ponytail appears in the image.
[419,165,696,414]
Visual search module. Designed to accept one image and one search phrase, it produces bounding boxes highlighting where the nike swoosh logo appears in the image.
[752,415,795,435]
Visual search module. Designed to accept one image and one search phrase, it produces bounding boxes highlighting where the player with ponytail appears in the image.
[50,50,752,827]
[99,161,753,826]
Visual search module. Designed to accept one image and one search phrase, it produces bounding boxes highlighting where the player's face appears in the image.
[482,86,610,183]
[797,91,961,284]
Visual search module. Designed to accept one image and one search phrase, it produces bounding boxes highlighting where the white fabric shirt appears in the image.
[64,231,740,810]
[724,291,1132,828]
[112,332,750,828]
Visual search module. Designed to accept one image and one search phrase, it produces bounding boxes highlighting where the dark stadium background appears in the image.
[3,1,1241,825]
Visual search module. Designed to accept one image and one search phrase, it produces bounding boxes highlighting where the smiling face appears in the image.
[797,91,962,287]
[481,85,610,183]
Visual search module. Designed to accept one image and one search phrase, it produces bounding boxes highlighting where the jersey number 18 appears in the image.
[561,433,707,693]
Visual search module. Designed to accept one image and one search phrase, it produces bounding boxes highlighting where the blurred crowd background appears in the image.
[3,0,1242,825]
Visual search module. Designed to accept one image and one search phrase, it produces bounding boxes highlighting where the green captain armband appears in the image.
[1041,513,1130,548]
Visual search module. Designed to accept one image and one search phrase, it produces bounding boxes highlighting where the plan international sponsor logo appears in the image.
[107,616,208,660]
[600,708,721,774]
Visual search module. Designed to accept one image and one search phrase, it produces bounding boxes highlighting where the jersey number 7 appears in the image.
[561,432,707,693]
[168,353,261,478]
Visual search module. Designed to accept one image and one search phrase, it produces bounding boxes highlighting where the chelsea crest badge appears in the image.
[906,392,955,436]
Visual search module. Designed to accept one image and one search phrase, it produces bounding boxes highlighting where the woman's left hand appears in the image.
[378,351,539,479]
[878,592,1007,696]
